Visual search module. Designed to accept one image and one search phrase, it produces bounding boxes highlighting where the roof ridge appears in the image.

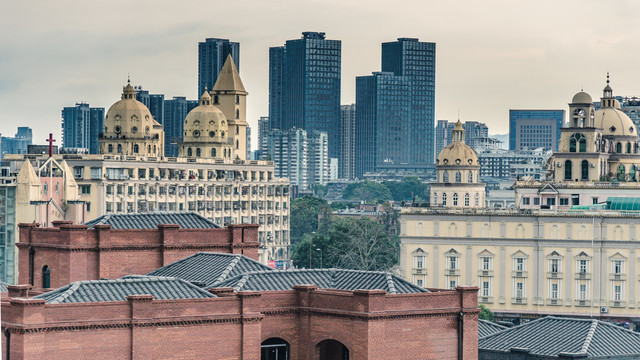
[49,282,80,304]
[234,274,250,291]
[213,255,241,284]
[580,319,598,354]
[385,273,397,294]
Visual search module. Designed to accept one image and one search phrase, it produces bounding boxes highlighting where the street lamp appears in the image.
[316,248,323,269]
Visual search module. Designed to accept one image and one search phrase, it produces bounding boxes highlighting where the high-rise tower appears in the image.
[198,38,239,98]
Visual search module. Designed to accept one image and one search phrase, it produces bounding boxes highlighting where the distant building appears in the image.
[61,103,104,154]
[268,32,341,159]
[246,126,251,159]
[135,86,164,125]
[340,104,356,179]
[163,96,198,157]
[1,127,32,159]
[256,116,270,159]
[266,128,328,190]
[477,147,551,182]
[198,38,239,98]
[382,38,436,165]
[436,120,489,154]
[509,109,564,151]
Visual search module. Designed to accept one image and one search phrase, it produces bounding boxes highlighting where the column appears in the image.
[499,246,506,304]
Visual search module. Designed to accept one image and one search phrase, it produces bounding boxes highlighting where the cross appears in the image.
[46,133,55,158]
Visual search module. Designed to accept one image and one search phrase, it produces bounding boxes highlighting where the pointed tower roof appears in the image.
[16,160,40,185]
[212,55,246,93]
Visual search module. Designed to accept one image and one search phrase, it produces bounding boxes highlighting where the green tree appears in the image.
[329,201,350,210]
[291,233,329,269]
[478,305,495,321]
[382,176,428,202]
[290,196,331,244]
[312,184,328,198]
[342,181,392,203]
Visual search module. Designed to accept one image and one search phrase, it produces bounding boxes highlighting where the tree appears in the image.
[290,196,331,244]
[478,305,495,321]
[312,183,328,198]
[382,176,428,202]
[329,201,349,210]
[291,233,329,269]
[342,181,392,203]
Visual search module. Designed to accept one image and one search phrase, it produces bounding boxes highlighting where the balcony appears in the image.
[412,268,427,275]
[575,272,591,280]
[477,270,494,277]
[511,297,527,305]
[512,271,528,278]
[445,269,460,276]
[609,273,626,281]
[547,272,563,279]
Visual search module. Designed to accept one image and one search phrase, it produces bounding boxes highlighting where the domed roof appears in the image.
[182,91,226,142]
[594,107,637,136]
[436,121,480,166]
[571,91,592,104]
[104,81,161,137]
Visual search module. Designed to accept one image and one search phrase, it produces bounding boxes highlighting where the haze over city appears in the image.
[2,0,640,144]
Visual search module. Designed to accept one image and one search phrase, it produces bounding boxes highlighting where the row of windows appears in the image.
[433,192,480,207]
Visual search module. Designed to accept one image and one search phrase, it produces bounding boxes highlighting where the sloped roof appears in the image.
[84,212,220,229]
[212,55,246,92]
[478,319,507,338]
[0,281,9,293]
[147,252,273,288]
[606,197,640,211]
[210,268,428,294]
[33,277,215,304]
[479,316,640,358]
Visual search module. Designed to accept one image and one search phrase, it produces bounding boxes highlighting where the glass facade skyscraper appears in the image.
[0,127,32,159]
[198,38,239,98]
[163,97,198,157]
[381,38,436,164]
[135,87,165,126]
[268,32,341,159]
[61,103,104,154]
[355,72,412,178]
[509,110,565,151]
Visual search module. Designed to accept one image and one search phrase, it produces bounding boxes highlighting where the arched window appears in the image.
[631,165,637,181]
[433,192,438,205]
[616,142,622,154]
[221,131,225,138]
[117,144,122,153]
[618,164,626,181]
[235,109,240,119]
[464,193,470,207]
[133,144,139,153]
[569,138,577,152]
[316,339,349,360]
[443,171,449,183]
[153,145,156,154]
[564,160,572,180]
[261,338,290,360]
[581,160,589,180]
[236,125,239,135]
[224,148,227,158]
[211,148,216,157]
[475,193,480,207]
[627,142,632,154]
[42,265,50,289]
[187,148,193,157]
[236,139,239,149]
[455,171,462,183]
[148,145,151,153]
[579,137,586,152]
[442,193,447,206]
[196,148,201,157]
[235,95,240,104]
[108,144,113,153]
[467,171,473,183]
[453,193,459,206]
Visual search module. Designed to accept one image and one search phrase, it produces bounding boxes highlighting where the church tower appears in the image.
[210,55,248,160]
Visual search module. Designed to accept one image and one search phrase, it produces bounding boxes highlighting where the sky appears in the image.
[2,0,640,148]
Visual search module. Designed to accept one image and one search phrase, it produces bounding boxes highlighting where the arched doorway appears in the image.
[42,265,51,288]
[316,339,349,360]
[261,338,289,360]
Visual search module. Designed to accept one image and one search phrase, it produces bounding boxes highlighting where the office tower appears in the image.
[0,127,32,159]
[436,120,489,154]
[198,38,239,97]
[340,104,356,179]
[382,38,436,164]
[246,126,252,159]
[355,72,412,178]
[135,87,165,125]
[266,128,328,190]
[268,32,341,158]
[509,110,565,151]
[61,104,104,154]
[257,116,270,156]
[163,97,198,157]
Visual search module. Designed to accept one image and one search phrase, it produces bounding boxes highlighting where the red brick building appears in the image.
[17,213,258,289]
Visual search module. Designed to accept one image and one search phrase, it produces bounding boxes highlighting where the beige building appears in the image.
[431,120,485,208]
[400,208,640,324]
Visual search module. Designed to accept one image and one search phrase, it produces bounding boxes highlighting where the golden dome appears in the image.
[571,91,592,104]
[104,81,161,137]
[595,107,636,136]
[182,90,226,142]
[436,121,479,166]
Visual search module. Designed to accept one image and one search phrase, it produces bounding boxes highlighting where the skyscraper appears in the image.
[509,110,565,151]
[198,38,239,98]
[381,38,436,164]
[436,120,489,154]
[163,97,198,157]
[135,87,164,126]
[61,103,104,154]
[268,32,341,158]
[355,72,412,178]
[340,104,356,179]
[0,127,32,159]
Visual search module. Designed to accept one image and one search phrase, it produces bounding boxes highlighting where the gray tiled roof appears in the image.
[84,212,221,229]
[478,319,507,338]
[33,277,215,304]
[479,316,640,358]
[210,268,429,294]
[147,252,273,288]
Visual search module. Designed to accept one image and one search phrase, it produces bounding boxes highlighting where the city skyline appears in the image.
[2,0,640,147]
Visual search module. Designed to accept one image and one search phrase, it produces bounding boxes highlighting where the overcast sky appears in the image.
[2,0,640,147]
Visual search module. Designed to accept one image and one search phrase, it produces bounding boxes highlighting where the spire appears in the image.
[212,55,246,93]
[453,120,465,142]
[122,78,135,100]
[603,72,613,100]
[200,87,212,105]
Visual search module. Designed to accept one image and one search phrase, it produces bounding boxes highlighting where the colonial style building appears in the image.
[431,120,485,208]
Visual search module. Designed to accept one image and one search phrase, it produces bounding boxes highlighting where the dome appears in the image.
[436,121,479,166]
[104,82,160,138]
[182,91,226,142]
[594,107,637,136]
[571,91,592,104]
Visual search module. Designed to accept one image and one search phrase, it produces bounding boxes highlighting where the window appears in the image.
[212,148,217,157]
[522,197,530,205]
[86,202,91,212]
[449,279,458,290]
[42,265,50,289]
[534,198,540,206]
[559,198,569,206]
[106,185,113,195]
[515,258,525,271]
[579,284,587,300]
[467,171,473,183]
[447,256,458,270]
[482,281,490,297]
[616,142,622,154]
[108,144,113,153]
[514,279,525,298]
[80,185,91,194]
[618,164,626,181]
[235,95,240,105]
[628,142,632,154]
[475,194,480,207]
[188,148,193,157]
[196,148,201,157]
[564,160,572,180]
[414,256,425,269]
[442,193,447,206]
[550,259,560,273]
[551,283,559,299]
[581,160,589,180]
[133,144,139,153]
[442,171,449,182]
[455,171,461,183]
[464,193,470,207]
[481,257,491,270]
[571,194,579,206]
[612,260,624,274]
[117,144,122,153]
[546,198,556,206]
[614,285,623,301]
[73,166,84,179]
[578,260,588,273]
[453,193,458,206]
[90,167,102,180]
